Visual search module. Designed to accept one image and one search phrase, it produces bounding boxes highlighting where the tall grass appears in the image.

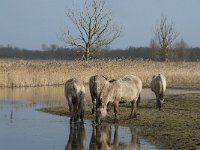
[0,59,199,88]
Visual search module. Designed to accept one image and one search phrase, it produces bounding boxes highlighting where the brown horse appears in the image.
[64,78,86,123]
[150,74,167,111]
[89,75,107,114]
[96,75,142,124]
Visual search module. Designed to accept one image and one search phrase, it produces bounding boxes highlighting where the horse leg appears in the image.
[130,100,134,118]
[80,110,84,123]
[113,102,119,123]
[158,99,162,111]
[92,98,95,114]
[130,100,137,119]
[79,102,85,123]
[156,95,162,111]
[156,95,159,109]
[69,107,73,124]
[159,94,164,111]
[133,101,137,118]
[68,98,73,124]
[73,104,79,122]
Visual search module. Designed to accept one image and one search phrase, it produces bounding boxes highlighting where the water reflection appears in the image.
[65,123,86,150]
[0,86,66,106]
[111,126,140,150]
[89,124,112,150]
[89,123,140,150]
[64,122,141,150]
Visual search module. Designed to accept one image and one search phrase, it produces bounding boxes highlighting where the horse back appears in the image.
[89,75,107,99]
[110,75,142,102]
[65,78,85,103]
[151,74,166,95]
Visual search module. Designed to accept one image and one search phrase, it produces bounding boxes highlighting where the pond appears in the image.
[0,86,199,150]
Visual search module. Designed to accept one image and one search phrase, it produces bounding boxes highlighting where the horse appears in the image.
[64,78,86,123]
[89,75,107,114]
[150,74,167,111]
[96,75,142,124]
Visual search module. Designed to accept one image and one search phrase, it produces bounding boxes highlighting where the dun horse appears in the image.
[150,74,167,111]
[96,75,142,124]
[89,75,107,114]
[64,78,86,123]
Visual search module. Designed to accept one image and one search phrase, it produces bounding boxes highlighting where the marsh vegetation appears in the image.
[0,59,200,89]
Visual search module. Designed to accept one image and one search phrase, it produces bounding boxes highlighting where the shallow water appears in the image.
[0,85,199,104]
[142,88,200,101]
[0,86,199,150]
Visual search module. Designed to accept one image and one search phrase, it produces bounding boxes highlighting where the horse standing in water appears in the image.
[96,75,142,124]
[64,78,86,123]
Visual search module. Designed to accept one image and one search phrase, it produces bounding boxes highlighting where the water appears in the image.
[0,86,199,150]
[142,88,200,101]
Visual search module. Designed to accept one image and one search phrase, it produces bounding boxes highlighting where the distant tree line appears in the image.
[0,44,200,61]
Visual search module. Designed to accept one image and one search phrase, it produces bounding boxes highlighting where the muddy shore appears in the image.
[38,93,200,150]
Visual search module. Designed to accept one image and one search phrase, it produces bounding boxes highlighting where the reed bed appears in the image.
[0,59,199,88]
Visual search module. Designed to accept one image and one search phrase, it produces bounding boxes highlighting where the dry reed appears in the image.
[0,59,199,88]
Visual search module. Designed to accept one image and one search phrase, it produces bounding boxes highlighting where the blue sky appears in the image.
[0,0,199,50]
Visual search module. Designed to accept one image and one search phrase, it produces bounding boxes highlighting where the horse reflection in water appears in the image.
[89,124,112,150]
[65,123,86,150]
[90,124,140,150]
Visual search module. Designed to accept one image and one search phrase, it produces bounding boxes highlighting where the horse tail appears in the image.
[136,94,141,107]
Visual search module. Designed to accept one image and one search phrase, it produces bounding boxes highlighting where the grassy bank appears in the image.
[0,59,200,88]
[38,93,200,150]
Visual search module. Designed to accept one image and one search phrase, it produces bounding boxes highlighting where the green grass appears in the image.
[38,93,200,150]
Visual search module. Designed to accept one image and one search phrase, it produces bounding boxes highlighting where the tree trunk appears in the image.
[164,48,170,62]
[84,48,90,61]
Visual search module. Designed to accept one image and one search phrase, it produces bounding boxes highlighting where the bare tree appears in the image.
[61,0,121,61]
[153,15,179,61]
